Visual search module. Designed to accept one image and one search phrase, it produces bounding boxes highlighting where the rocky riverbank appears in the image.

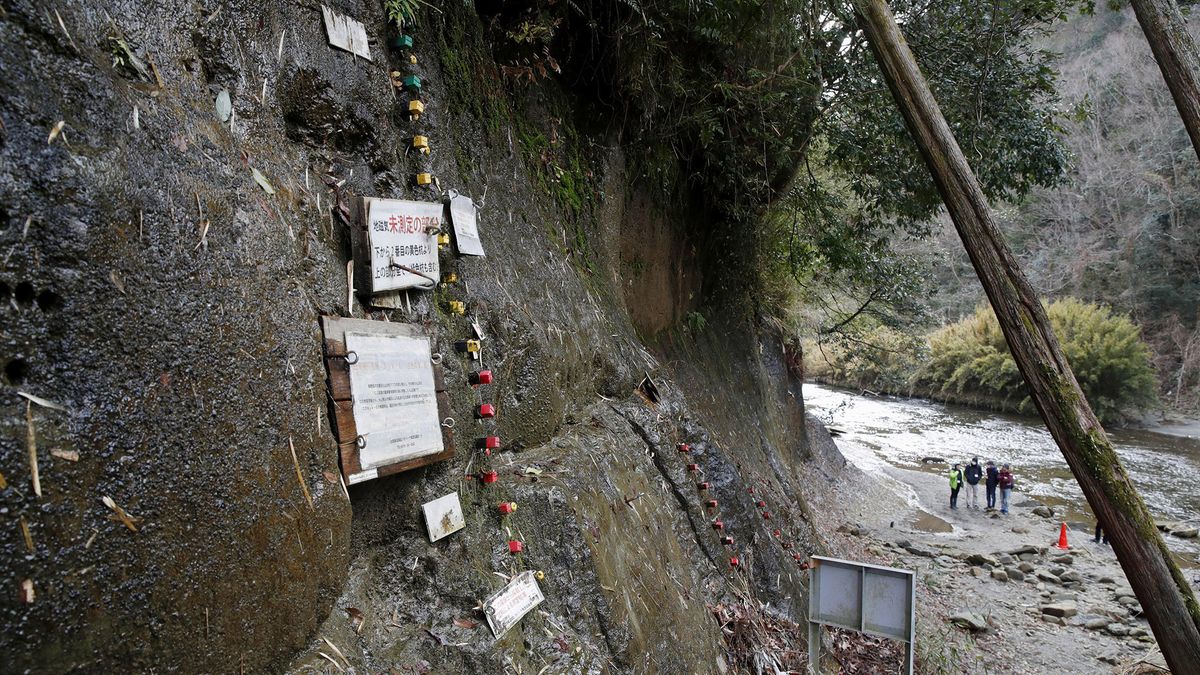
[807,452,1196,673]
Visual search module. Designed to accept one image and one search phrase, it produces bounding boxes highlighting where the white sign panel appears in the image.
[449,194,485,257]
[809,555,916,674]
[321,6,372,60]
[344,331,443,470]
[366,198,441,292]
[422,492,465,542]
[484,571,544,637]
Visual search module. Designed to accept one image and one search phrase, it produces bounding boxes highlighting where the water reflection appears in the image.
[804,384,1200,563]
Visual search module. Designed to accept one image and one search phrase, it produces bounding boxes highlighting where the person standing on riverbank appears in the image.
[964,457,982,509]
[985,460,999,510]
[949,463,964,510]
[998,464,1015,514]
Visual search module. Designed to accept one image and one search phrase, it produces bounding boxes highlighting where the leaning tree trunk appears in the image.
[851,1,1200,671]
[1129,0,1200,164]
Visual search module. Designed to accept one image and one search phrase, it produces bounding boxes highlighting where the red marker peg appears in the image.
[705,499,718,509]
[748,487,755,495]
[712,520,724,530]
[773,528,781,537]
[677,443,690,453]
[783,542,793,550]
[762,511,771,520]
[469,370,493,385]
[508,540,523,554]
[686,463,699,472]
[721,536,734,546]
[481,470,499,484]
[477,403,496,419]
[499,502,517,515]
[697,482,711,491]
[800,561,811,571]
[793,552,803,561]
[729,557,740,568]
[756,500,766,508]
[478,436,501,450]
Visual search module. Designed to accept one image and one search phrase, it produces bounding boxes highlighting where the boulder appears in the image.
[1031,505,1054,518]
[948,612,989,633]
[965,553,999,567]
[1171,527,1198,539]
[991,569,1009,582]
[1041,601,1078,618]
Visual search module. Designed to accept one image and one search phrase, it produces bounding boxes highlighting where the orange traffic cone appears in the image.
[1055,522,1070,550]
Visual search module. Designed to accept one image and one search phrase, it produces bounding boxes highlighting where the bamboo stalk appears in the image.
[26,402,41,497]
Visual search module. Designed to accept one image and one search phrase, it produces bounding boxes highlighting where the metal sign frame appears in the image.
[808,555,915,674]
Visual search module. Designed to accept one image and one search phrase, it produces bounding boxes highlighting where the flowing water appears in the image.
[804,384,1200,565]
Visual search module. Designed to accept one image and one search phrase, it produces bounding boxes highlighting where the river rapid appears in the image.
[804,384,1200,565]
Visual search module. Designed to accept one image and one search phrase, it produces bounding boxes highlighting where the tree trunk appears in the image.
[851,1,1200,671]
[1129,0,1200,164]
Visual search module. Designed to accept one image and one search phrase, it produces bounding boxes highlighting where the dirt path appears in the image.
[809,457,1190,673]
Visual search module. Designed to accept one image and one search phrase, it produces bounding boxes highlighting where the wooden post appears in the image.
[850,1,1200,670]
[1129,0,1200,164]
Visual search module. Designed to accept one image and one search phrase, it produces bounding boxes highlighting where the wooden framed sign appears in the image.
[321,316,453,485]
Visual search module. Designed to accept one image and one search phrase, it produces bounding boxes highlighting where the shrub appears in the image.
[920,298,1158,423]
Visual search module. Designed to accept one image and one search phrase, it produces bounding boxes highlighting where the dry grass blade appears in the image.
[289,436,313,509]
[26,402,41,497]
[321,636,350,667]
[47,120,65,145]
[316,651,345,673]
[50,449,79,462]
[101,495,141,532]
[20,579,35,604]
[0,470,7,490]
[18,391,67,412]
[20,517,34,552]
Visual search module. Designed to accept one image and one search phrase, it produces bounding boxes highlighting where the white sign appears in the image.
[344,331,443,470]
[484,571,544,637]
[449,194,485,257]
[366,198,441,292]
[422,492,465,542]
[321,6,372,60]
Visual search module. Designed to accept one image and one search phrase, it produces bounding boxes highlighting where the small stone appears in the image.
[1010,545,1039,556]
[1018,562,1035,573]
[1005,567,1025,582]
[1011,526,1030,534]
[1099,654,1119,665]
[1050,566,1066,577]
[1060,570,1083,583]
[1041,614,1064,625]
[1118,596,1140,606]
[1106,623,1130,636]
[970,567,985,578]
[996,553,1015,564]
[1099,576,1116,585]
[1050,555,1073,565]
[1032,505,1053,518]
[1037,571,1061,584]
[1041,601,1078,618]
[1085,618,1110,630]
[966,553,999,567]
[991,569,1009,582]
[1018,552,1036,561]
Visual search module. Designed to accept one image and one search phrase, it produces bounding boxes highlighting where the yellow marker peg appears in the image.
[465,339,481,353]
[416,173,432,186]
[443,272,458,284]
[409,54,418,65]
[408,99,424,120]
[413,135,430,154]
[437,232,451,247]
[534,570,545,581]
[448,300,465,315]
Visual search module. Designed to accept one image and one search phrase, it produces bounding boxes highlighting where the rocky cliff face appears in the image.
[0,1,831,672]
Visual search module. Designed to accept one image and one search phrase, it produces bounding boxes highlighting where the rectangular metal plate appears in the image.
[365,198,442,292]
[422,492,465,542]
[321,5,371,60]
[449,194,485,257]
[809,555,914,642]
[483,571,544,637]
[345,331,443,470]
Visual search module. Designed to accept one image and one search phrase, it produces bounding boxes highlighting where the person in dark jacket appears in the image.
[984,461,999,510]
[964,457,983,510]
[948,463,964,510]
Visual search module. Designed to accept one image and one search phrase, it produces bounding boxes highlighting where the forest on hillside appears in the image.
[802,6,1200,418]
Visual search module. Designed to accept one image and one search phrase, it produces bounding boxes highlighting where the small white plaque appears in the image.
[365,197,442,292]
[422,492,465,542]
[346,468,378,485]
[321,5,372,60]
[449,194,485,257]
[484,571,544,637]
[345,331,443,470]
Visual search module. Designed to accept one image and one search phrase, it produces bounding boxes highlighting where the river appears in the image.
[803,384,1200,565]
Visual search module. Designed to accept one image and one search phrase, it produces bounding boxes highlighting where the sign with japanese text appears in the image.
[449,194,485,257]
[344,331,443,471]
[483,571,545,637]
[365,198,441,293]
